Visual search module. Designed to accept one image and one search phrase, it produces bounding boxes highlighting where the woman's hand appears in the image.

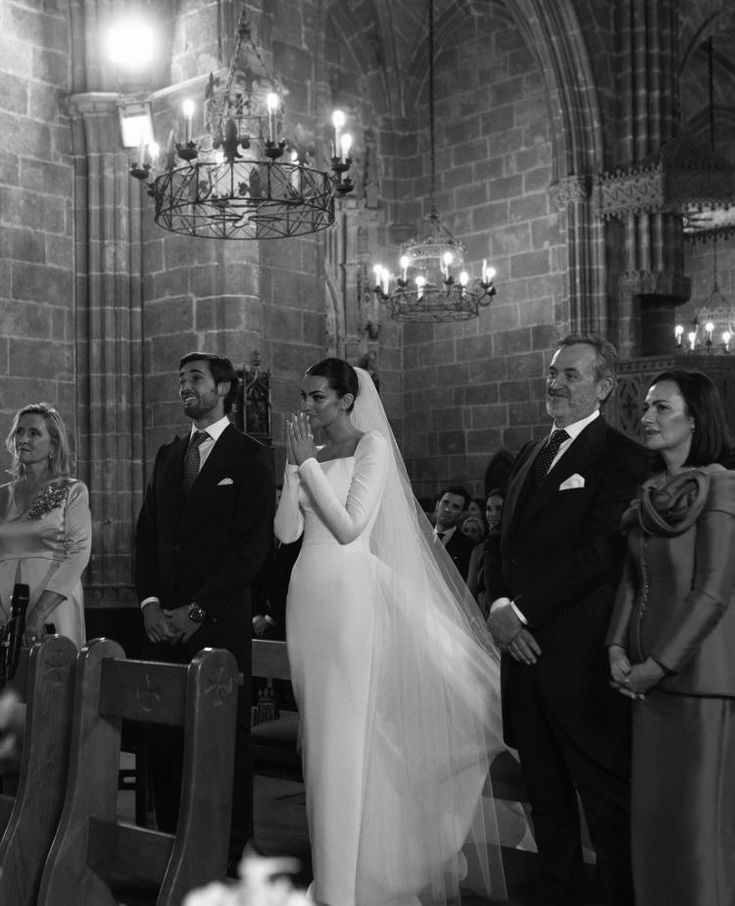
[287,413,317,467]
[626,659,665,697]
[608,644,631,691]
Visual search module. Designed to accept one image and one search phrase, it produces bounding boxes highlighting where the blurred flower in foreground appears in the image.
[183,854,311,906]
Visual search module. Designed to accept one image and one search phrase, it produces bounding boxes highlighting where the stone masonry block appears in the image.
[510,249,551,278]
[0,73,28,116]
[466,428,503,455]
[9,338,70,377]
[471,404,508,429]
[12,261,72,306]
[20,158,72,197]
[0,298,52,338]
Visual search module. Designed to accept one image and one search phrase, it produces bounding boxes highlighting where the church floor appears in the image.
[116,765,603,905]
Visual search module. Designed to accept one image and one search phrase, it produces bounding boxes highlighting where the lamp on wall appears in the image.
[371,0,497,322]
[127,8,354,240]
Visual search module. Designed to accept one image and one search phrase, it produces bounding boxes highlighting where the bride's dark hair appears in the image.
[306,358,359,412]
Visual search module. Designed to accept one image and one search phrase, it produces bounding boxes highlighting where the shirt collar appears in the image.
[190,415,230,442]
[551,408,599,441]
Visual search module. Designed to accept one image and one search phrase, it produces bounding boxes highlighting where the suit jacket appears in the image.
[607,466,735,697]
[489,415,647,760]
[443,529,476,581]
[135,423,275,662]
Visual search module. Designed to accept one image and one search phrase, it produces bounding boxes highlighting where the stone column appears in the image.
[68,92,145,606]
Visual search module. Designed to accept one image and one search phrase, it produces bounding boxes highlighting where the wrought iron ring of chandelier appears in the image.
[129,11,354,240]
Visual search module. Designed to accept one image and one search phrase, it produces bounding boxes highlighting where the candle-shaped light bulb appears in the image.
[484,266,496,283]
[723,330,732,350]
[137,137,146,167]
[339,132,352,160]
[332,109,346,157]
[182,98,195,143]
[415,275,426,298]
[482,258,488,282]
[459,271,469,287]
[148,141,159,167]
[688,331,697,350]
[399,255,409,281]
[441,251,453,279]
[266,92,279,143]
[382,269,391,296]
[674,324,684,345]
[705,321,715,338]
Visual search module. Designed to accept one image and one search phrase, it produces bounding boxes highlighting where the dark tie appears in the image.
[532,428,569,489]
[435,532,446,545]
[183,430,209,492]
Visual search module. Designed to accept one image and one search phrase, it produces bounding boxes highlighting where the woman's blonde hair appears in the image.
[5,402,72,478]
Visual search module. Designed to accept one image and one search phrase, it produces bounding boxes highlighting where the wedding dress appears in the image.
[274,368,508,906]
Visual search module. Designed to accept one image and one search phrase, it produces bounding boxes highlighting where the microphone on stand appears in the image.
[0,583,30,686]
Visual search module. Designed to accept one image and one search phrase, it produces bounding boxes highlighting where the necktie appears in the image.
[183,430,209,492]
[532,428,569,489]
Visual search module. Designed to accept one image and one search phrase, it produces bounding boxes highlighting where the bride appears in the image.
[274,358,509,906]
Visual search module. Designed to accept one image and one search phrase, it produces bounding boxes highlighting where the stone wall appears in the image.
[0,0,75,465]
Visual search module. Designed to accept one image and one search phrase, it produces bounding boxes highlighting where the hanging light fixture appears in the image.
[372,0,497,322]
[675,237,733,353]
[129,8,353,240]
[674,36,734,354]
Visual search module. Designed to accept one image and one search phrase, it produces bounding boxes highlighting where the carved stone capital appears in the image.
[548,174,590,209]
[619,269,691,303]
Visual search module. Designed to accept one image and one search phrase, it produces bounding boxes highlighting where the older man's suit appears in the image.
[489,415,646,906]
[135,423,274,855]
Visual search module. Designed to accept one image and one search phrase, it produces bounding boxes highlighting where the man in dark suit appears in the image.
[432,485,476,581]
[135,351,274,864]
[487,335,646,906]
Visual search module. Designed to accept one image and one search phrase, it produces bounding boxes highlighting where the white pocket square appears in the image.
[217,477,234,486]
[559,473,585,491]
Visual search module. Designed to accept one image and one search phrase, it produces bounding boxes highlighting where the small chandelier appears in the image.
[130,9,353,240]
[372,0,497,322]
[675,238,733,354]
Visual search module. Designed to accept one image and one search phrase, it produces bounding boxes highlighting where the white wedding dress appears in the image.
[274,372,508,906]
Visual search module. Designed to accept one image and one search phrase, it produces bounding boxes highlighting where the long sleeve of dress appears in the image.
[44,481,92,599]
[606,549,636,648]
[297,432,388,545]
[653,472,735,672]
[274,464,304,544]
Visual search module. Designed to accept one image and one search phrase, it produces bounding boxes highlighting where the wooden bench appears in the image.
[0,635,77,906]
[249,639,301,779]
[37,638,239,906]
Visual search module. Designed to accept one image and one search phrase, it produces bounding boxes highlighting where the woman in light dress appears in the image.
[0,403,90,647]
[275,359,508,906]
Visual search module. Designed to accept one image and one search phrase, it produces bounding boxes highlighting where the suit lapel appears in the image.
[186,423,238,503]
[510,417,608,530]
[504,437,545,536]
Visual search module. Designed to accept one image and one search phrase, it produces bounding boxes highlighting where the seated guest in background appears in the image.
[467,488,505,617]
[432,484,475,580]
[607,369,735,906]
[460,514,485,545]
[466,497,486,520]
[0,403,90,648]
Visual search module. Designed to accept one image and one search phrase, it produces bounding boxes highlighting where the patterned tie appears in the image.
[532,428,569,489]
[183,430,209,492]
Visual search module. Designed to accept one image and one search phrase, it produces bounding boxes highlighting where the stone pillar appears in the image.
[605,0,690,358]
[68,92,145,606]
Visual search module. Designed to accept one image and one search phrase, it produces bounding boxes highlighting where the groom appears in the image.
[135,351,274,863]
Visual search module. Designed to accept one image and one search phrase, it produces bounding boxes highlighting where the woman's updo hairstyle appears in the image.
[305,358,359,412]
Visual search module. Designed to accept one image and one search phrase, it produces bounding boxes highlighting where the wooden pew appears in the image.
[37,638,239,906]
[0,635,77,906]
[249,639,301,779]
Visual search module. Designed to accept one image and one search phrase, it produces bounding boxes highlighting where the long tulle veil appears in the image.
[350,367,509,904]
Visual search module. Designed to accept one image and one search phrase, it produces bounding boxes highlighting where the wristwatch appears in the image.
[187,603,207,623]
